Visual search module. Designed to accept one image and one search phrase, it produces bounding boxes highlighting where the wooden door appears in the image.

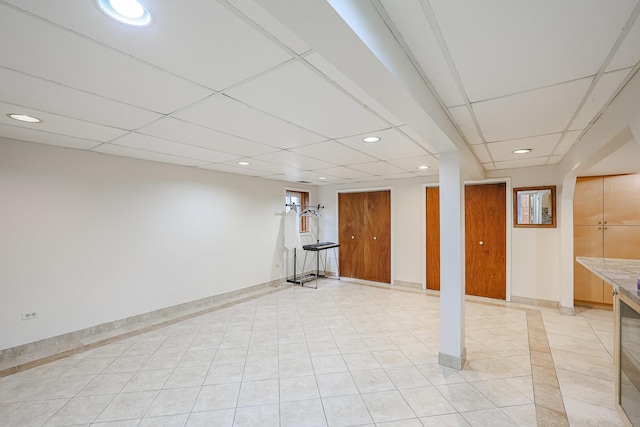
[426,187,440,290]
[364,191,391,283]
[604,174,640,225]
[573,225,604,303]
[425,183,506,299]
[338,192,364,279]
[465,183,507,299]
[574,177,603,226]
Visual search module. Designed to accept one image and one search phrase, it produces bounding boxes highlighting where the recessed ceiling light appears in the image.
[362,136,381,143]
[318,177,327,180]
[512,149,532,154]
[237,161,251,166]
[97,0,152,27]
[417,165,430,170]
[7,113,42,123]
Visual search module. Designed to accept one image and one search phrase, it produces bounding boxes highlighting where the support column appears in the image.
[438,151,466,370]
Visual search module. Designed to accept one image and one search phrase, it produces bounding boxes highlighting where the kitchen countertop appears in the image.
[577,257,640,306]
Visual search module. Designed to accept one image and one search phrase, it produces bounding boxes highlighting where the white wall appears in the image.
[0,138,313,350]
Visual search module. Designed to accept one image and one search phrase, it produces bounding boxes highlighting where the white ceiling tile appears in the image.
[305,52,403,126]
[387,155,439,172]
[379,0,464,107]
[198,163,271,177]
[380,173,417,180]
[473,78,592,142]
[487,133,560,162]
[0,124,100,150]
[290,141,377,165]
[349,161,405,176]
[430,0,636,101]
[0,68,161,130]
[471,144,492,164]
[253,150,336,170]
[493,157,549,170]
[93,144,210,167]
[227,0,311,54]
[0,4,212,114]
[607,15,640,71]
[397,125,438,154]
[314,166,374,179]
[6,0,292,91]
[225,61,389,138]
[547,156,563,165]
[110,133,239,163]
[571,69,630,130]
[0,102,127,142]
[221,158,302,175]
[138,117,278,157]
[553,130,582,156]
[448,106,483,144]
[174,95,325,149]
[336,127,428,160]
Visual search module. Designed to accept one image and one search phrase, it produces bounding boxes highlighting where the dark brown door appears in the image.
[425,183,507,299]
[465,183,506,299]
[338,192,364,279]
[364,191,391,283]
[338,190,391,283]
[426,187,440,290]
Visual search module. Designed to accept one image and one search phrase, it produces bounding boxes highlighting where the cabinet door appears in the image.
[604,226,640,259]
[574,177,604,226]
[604,174,640,225]
[338,192,365,279]
[574,225,604,303]
[364,191,391,283]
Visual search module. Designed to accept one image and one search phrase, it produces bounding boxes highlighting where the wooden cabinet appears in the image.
[574,174,640,305]
[338,191,391,283]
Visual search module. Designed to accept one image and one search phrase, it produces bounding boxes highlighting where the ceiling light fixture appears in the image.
[512,149,532,154]
[417,165,430,170]
[318,177,327,180]
[7,113,42,123]
[237,161,251,166]
[97,0,152,27]
[362,136,381,143]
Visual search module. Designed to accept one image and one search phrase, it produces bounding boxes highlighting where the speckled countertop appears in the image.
[577,257,640,306]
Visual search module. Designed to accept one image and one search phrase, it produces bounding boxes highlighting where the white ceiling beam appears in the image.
[254,0,484,180]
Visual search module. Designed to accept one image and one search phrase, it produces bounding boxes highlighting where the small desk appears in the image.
[288,242,340,289]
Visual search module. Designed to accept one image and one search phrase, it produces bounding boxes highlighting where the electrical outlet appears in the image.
[22,311,38,320]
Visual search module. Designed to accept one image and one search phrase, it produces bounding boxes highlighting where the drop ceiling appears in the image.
[1,0,639,185]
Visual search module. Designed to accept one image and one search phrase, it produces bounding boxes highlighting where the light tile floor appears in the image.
[0,280,625,426]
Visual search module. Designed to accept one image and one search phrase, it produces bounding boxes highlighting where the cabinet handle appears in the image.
[598,221,602,224]
[598,227,601,230]
[604,227,608,230]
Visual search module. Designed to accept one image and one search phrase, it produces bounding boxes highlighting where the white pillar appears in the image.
[438,151,466,370]
[559,177,576,315]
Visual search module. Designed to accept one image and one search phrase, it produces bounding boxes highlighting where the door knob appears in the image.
[373,236,377,240]
[479,241,484,245]
[351,236,355,239]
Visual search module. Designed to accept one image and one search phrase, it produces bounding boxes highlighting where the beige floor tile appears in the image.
[385,365,431,389]
[420,413,471,426]
[233,403,279,427]
[563,396,624,426]
[237,379,279,407]
[461,408,518,426]
[471,379,532,407]
[556,369,616,409]
[43,395,114,426]
[436,383,496,412]
[279,375,320,402]
[316,372,358,397]
[417,363,466,385]
[280,399,327,427]
[192,383,240,412]
[138,413,189,427]
[163,366,208,389]
[400,386,456,417]
[376,418,423,427]
[3,399,69,426]
[203,362,244,385]
[501,404,536,427]
[312,355,348,374]
[242,359,279,381]
[78,372,133,396]
[95,391,158,423]
[185,408,234,427]
[145,386,199,417]
[322,394,373,427]
[122,369,172,393]
[351,369,396,393]
[361,390,415,423]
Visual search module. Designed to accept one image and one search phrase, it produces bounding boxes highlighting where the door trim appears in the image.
[336,187,394,285]
[422,178,512,301]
